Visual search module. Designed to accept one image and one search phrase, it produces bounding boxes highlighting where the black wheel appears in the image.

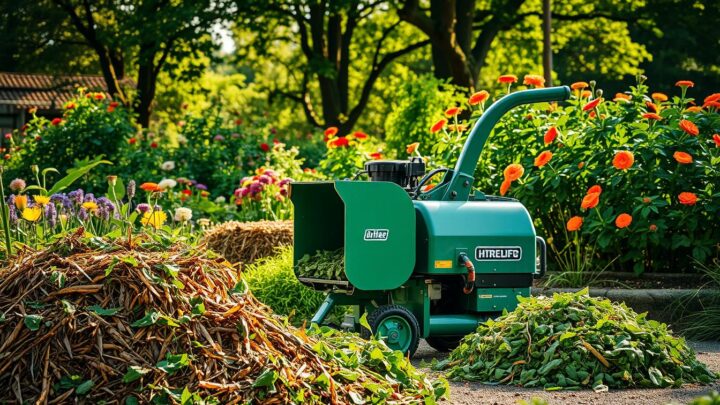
[425,336,463,352]
[361,305,420,356]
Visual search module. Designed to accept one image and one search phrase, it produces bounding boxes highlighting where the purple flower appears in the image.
[240,187,250,197]
[195,183,208,191]
[278,178,292,187]
[84,193,96,203]
[248,182,264,195]
[78,208,89,221]
[258,175,272,185]
[127,180,136,200]
[51,193,73,215]
[7,195,17,225]
[97,197,116,220]
[213,134,225,142]
[136,203,151,213]
[45,204,57,228]
[68,189,84,205]
[263,169,277,178]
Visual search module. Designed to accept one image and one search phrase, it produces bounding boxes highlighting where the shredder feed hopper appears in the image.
[290,86,571,356]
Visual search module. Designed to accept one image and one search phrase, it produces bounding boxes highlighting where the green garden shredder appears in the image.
[290,86,571,356]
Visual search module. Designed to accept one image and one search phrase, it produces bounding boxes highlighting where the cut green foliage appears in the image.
[243,247,343,324]
[434,288,716,390]
[296,248,345,281]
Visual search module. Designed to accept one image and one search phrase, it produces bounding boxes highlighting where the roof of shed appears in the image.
[0,72,110,109]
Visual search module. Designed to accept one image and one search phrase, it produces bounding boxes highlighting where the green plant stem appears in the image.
[0,170,12,258]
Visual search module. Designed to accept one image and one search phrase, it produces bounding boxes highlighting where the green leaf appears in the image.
[47,158,112,195]
[122,366,152,383]
[24,314,43,331]
[253,369,279,390]
[156,353,189,375]
[359,312,371,333]
[75,380,94,395]
[61,300,76,315]
[87,305,121,316]
[106,177,126,201]
[131,310,160,327]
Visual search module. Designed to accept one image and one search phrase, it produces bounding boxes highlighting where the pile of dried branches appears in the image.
[0,230,444,404]
[202,220,293,265]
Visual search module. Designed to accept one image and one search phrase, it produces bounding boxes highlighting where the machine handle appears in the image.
[440,86,571,202]
[534,236,547,279]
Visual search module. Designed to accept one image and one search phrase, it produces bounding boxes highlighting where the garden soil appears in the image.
[416,340,720,405]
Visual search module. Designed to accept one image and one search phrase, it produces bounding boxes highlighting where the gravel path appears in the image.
[414,340,720,405]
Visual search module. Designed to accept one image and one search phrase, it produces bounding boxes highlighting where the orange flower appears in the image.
[679,119,699,136]
[445,107,462,117]
[643,197,651,204]
[534,151,553,167]
[499,179,511,196]
[673,151,693,164]
[645,101,659,113]
[140,182,162,192]
[447,124,467,132]
[703,101,720,109]
[578,161,585,169]
[614,93,631,102]
[704,93,720,104]
[581,90,592,98]
[566,216,583,231]
[570,82,588,91]
[685,106,703,113]
[649,224,657,232]
[713,134,720,147]
[642,112,662,121]
[498,74,518,84]
[582,98,602,111]
[615,213,633,229]
[581,192,600,210]
[430,118,447,133]
[523,74,545,88]
[678,192,697,206]
[612,150,634,170]
[324,127,338,138]
[543,127,558,144]
[675,80,694,88]
[587,185,602,195]
[370,152,383,160]
[468,90,489,105]
[651,93,668,102]
[406,142,420,154]
[503,163,525,182]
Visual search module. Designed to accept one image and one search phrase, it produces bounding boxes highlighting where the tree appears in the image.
[236,0,430,134]
[49,0,232,126]
[397,0,646,89]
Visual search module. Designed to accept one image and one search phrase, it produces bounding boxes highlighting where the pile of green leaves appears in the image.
[434,288,716,391]
[296,248,346,281]
[308,320,449,404]
[244,247,344,324]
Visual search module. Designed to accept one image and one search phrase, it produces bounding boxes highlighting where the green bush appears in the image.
[243,247,337,324]
[384,74,465,158]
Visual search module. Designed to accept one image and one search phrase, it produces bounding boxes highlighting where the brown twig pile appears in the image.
[0,231,440,404]
[202,220,293,265]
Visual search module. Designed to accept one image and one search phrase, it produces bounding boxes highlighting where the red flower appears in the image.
[498,74,518,84]
[95,93,105,100]
[534,150,553,167]
[645,101,659,113]
[543,127,557,144]
[324,127,338,138]
[587,185,602,195]
[713,134,720,147]
[445,107,461,117]
[468,90,489,105]
[679,119,699,136]
[675,80,694,88]
[128,137,137,145]
[65,102,76,110]
[678,192,697,206]
[330,136,349,148]
[3,133,10,139]
[499,179,511,196]
[370,152,383,160]
[582,98,602,111]
[704,93,720,104]
[260,142,270,152]
[430,118,447,133]
[150,142,158,149]
[352,131,368,140]
[51,118,63,126]
[182,189,192,196]
[3,154,10,160]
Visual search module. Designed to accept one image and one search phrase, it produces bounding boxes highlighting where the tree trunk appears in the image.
[542,0,553,86]
[135,60,156,128]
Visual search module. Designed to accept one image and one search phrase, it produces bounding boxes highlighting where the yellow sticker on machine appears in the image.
[434,260,453,269]
[478,294,493,299]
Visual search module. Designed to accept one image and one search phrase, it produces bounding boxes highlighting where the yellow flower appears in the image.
[22,207,42,222]
[82,201,99,213]
[141,210,167,229]
[15,195,28,210]
[33,195,50,206]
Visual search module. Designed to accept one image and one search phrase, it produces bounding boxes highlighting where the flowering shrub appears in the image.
[318,127,383,179]
[234,168,292,221]
[421,76,719,273]
[3,90,135,185]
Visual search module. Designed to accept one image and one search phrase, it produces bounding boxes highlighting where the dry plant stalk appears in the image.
[0,230,433,404]
[202,220,293,265]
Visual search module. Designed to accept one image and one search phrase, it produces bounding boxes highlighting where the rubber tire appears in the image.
[361,305,421,357]
[425,336,463,352]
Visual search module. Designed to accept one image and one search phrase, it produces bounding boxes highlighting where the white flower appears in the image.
[214,196,226,204]
[161,161,175,171]
[176,134,188,145]
[158,178,177,190]
[197,218,211,228]
[174,207,192,222]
